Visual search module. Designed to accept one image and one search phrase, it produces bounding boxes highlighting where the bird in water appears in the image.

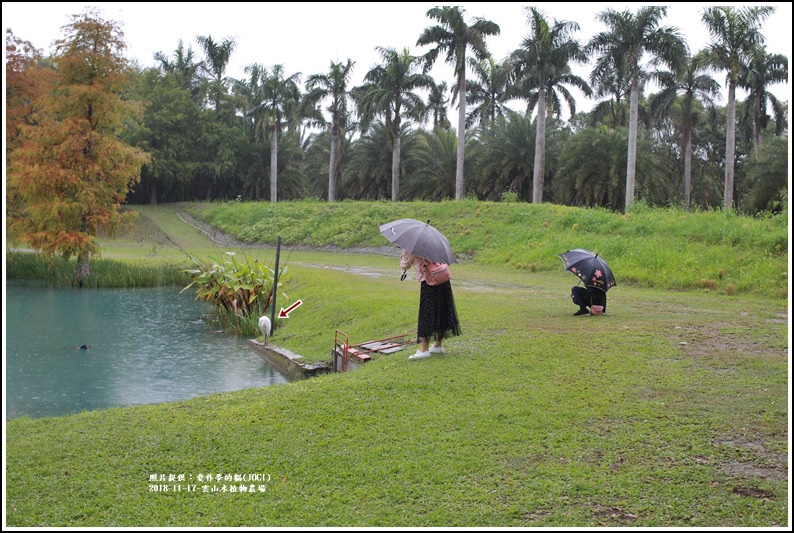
[75,345,91,350]
[258,316,272,345]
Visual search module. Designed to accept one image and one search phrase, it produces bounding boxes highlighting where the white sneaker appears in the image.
[409,350,431,360]
[429,346,445,354]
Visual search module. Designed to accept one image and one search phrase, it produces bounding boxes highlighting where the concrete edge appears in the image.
[247,339,332,380]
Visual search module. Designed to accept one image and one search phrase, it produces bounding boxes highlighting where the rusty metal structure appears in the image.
[332,330,415,372]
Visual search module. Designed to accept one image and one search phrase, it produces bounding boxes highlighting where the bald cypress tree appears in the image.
[7,8,150,286]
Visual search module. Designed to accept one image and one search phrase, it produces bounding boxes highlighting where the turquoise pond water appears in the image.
[5,280,292,420]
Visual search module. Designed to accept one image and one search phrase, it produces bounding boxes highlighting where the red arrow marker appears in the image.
[278,300,303,318]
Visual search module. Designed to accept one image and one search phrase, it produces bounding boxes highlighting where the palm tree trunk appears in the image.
[270,127,278,203]
[625,78,639,211]
[684,126,692,211]
[532,88,547,204]
[391,125,401,202]
[328,124,339,203]
[753,104,762,156]
[455,72,467,201]
[332,133,343,198]
[724,81,736,210]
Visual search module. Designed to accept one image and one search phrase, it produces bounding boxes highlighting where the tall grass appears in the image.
[6,252,191,288]
[193,200,788,299]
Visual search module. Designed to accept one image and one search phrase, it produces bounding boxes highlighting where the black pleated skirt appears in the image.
[417,280,461,341]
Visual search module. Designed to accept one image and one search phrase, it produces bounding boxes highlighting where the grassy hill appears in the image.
[189,199,788,300]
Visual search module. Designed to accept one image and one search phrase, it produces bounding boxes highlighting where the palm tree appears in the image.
[650,51,720,210]
[460,56,511,127]
[302,129,354,199]
[153,39,202,100]
[417,6,500,200]
[588,61,633,129]
[588,6,687,211]
[238,63,303,202]
[701,5,775,209]
[506,7,591,204]
[426,80,451,130]
[468,112,537,201]
[742,135,788,213]
[738,44,787,155]
[304,59,356,202]
[352,46,432,201]
[555,126,630,208]
[196,35,236,113]
[343,120,420,200]
[404,127,457,200]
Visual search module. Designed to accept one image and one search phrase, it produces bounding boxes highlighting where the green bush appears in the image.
[180,249,286,337]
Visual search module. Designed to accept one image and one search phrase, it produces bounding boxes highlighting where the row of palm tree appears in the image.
[409,5,783,212]
[139,4,784,213]
[701,5,777,210]
[20,5,779,213]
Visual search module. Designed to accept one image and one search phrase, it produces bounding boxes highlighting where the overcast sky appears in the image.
[3,2,792,124]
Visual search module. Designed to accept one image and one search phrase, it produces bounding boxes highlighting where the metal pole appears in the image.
[269,236,281,334]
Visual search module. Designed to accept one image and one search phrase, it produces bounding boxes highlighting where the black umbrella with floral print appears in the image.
[558,248,616,292]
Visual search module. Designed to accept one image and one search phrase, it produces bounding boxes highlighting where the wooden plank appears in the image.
[360,341,389,350]
[378,345,407,354]
[360,341,410,354]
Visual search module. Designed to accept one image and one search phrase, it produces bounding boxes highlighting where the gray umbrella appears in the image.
[379,219,457,264]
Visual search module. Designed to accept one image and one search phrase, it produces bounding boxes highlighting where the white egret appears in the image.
[258,316,272,344]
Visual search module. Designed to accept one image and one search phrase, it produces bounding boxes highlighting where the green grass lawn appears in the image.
[5,202,789,527]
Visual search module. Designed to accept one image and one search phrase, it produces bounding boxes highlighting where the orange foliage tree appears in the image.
[5,29,49,153]
[7,9,150,286]
[5,29,53,226]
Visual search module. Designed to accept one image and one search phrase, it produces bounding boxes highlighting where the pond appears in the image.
[5,279,293,420]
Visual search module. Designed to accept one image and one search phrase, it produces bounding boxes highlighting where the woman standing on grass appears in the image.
[400,248,461,360]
